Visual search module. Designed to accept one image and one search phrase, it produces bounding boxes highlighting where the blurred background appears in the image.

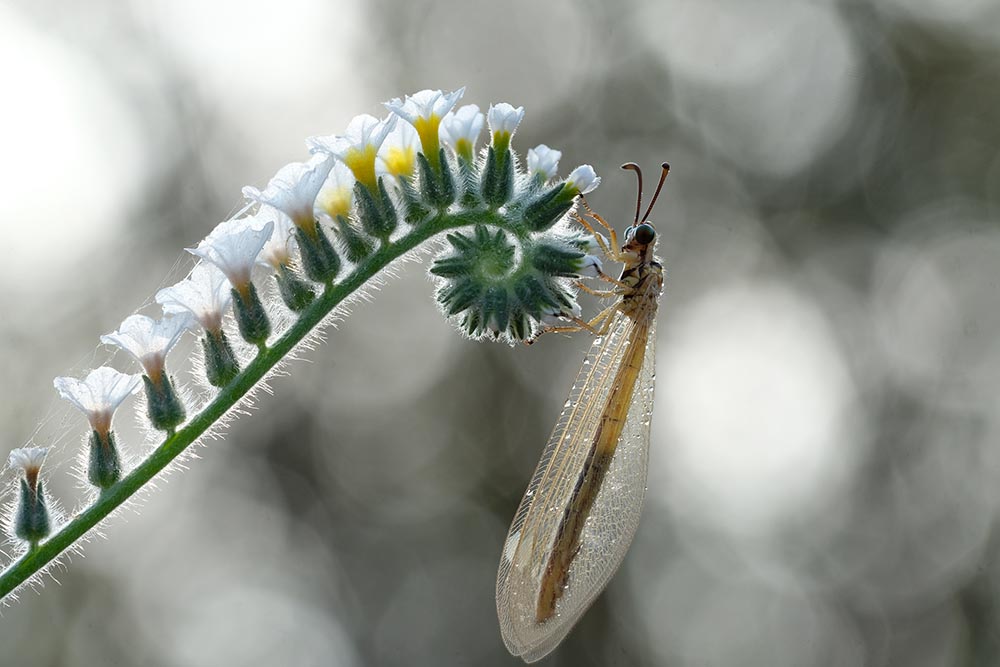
[1,0,999,665]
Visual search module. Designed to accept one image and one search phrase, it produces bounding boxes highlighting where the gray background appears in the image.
[1,0,999,665]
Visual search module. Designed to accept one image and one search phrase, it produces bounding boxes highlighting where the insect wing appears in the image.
[497,310,658,662]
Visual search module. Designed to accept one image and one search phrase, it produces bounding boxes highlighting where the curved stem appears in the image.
[0,208,502,599]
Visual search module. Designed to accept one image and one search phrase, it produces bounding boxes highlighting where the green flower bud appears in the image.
[529,241,586,277]
[295,225,341,284]
[395,175,433,226]
[416,149,457,209]
[481,145,515,208]
[9,447,52,544]
[354,178,399,241]
[232,283,271,347]
[15,479,50,543]
[202,329,241,387]
[329,215,374,263]
[430,225,582,342]
[88,429,122,490]
[523,184,575,232]
[143,373,186,432]
[273,264,315,313]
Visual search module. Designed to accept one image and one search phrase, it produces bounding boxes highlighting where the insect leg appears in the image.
[525,303,618,345]
[572,213,627,266]
[574,280,621,298]
[579,196,623,255]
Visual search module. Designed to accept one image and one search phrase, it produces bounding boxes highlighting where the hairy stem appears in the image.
[0,208,502,599]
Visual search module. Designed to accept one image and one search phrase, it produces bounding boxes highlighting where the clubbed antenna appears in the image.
[640,162,670,223]
[620,162,643,225]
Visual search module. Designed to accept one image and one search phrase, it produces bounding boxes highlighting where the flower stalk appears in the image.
[0,207,501,598]
[0,86,607,600]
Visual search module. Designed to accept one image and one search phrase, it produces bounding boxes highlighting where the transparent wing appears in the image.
[497,302,658,662]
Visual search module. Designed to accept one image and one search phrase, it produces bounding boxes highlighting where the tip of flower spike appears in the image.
[430,227,584,343]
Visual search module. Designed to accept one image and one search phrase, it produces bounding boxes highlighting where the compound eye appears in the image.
[633,223,656,245]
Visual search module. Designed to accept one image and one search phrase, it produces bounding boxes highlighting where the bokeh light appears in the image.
[2,0,999,665]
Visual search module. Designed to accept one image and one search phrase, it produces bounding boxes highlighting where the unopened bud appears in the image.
[143,373,186,432]
[88,429,122,490]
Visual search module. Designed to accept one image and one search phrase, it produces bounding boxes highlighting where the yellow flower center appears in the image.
[266,246,290,270]
[454,138,473,162]
[343,145,378,191]
[383,145,416,178]
[492,130,511,155]
[292,211,318,238]
[317,185,353,219]
[413,115,441,170]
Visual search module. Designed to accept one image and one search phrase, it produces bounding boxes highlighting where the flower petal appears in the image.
[187,217,274,288]
[565,164,601,194]
[156,263,233,332]
[527,144,562,180]
[8,446,48,472]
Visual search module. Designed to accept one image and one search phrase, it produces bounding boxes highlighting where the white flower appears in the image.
[577,233,606,256]
[440,104,484,161]
[378,121,420,179]
[487,103,525,142]
[384,88,464,160]
[540,300,582,328]
[308,114,397,191]
[54,366,141,435]
[156,263,233,333]
[577,254,603,278]
[315,161,356,221]
[255,205,297,270]
[527,144,562,180]
[565,164,601,194]
[242,153,334,230]
[101,313,194,381]
[186,217,274,291]
[8,447,49,474]
[384,88,464,129]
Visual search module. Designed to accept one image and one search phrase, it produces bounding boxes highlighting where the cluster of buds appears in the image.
[4,86,604,551]
[427,104,602,341]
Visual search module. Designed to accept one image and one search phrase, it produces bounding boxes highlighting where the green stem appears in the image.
[0,209,502,599]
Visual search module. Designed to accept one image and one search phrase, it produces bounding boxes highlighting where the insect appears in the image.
[496,162,670,662]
